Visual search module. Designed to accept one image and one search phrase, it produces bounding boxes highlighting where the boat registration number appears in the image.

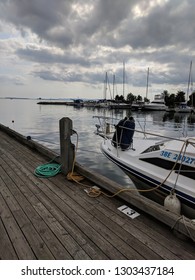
[160,150,195,165]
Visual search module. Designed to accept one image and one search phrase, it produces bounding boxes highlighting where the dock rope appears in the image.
[66,130,85,183]
[34,157,61,178]
[171,215,195,242]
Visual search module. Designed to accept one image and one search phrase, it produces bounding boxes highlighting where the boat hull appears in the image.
[142,105,167,111]
[101,140,195,219]
[123,170,195,219]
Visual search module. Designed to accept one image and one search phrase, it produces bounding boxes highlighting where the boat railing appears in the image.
[94,115,195,144]
[116,126,195,146]
[97,122,195,147]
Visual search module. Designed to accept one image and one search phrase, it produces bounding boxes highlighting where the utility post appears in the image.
[59,117,75,175]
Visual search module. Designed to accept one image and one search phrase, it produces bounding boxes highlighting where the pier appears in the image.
[0,119,195,260]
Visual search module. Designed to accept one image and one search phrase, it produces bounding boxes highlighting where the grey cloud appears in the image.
[16,45,91,67]
[1,0,195,51]
[1,0,195,91]
[0,0,73,46]
[121,0,195,50]
[32,68,104,85]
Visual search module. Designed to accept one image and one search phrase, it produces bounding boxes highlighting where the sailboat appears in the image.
[109,61,131,109]
[131,68,167,111]
[175,61,194,113]
[131,68,150,111]
[95,72,113,108]
[142,68,167,111]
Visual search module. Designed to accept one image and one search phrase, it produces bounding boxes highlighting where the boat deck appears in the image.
[0,128,195,260]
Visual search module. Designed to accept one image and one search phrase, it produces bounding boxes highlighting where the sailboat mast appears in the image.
[104,72,108,100]
[187,60,192,101]
[146,67,149,100]
[113,74,115,100]
[191,67,193,107]
[123,61,125,98]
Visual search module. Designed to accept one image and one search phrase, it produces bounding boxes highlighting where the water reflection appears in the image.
[187,112,195,124]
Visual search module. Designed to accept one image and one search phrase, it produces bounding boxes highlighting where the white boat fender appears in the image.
[164,193,181,215]
[191,219,195,224]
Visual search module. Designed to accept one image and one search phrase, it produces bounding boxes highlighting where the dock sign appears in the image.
[118,205,140,219]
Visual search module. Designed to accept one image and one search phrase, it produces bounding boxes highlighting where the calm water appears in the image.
[1,98,195,187]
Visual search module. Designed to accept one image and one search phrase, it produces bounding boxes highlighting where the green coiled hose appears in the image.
[34,161,61,178]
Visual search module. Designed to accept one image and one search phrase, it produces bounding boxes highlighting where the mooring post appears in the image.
[59,117,75,175]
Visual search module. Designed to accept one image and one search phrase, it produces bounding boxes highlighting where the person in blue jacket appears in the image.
[112,117,127,147]
[120,116,135,150]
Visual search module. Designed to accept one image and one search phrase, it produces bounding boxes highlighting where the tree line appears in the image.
[114,90,195,107]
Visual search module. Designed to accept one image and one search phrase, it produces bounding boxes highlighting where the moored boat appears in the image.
[98,123,195,219]
[175,102,194,113]
[142,93,167,111]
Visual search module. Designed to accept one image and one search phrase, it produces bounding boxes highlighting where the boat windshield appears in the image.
[141,144,161,153]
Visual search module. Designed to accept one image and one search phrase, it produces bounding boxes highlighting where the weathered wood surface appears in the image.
[75,163,195,239]
[0,126,195,260]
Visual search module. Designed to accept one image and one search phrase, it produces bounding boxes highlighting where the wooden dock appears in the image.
[0,123,195,260]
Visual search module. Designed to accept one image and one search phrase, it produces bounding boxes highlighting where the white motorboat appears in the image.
[142,93,167,111]
[100,130,195,219]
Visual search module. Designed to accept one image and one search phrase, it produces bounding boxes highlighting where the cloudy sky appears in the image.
[0,0,195,100]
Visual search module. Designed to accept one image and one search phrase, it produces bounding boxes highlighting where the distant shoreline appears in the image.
[37,101,71,105]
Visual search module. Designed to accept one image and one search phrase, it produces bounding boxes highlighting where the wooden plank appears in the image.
[32,179,146,260]
[51,174,193,260]
[0,143,108,260]
[0,150,109,259]
[21,164,144,259]
[2,151,127,260]
[33,190,109,260]
[1,133,193,259]
[75,163,195,241]
[0,153,91,259]
[135,210,195,256]
[0,130,186,247]
[50,175,161,259]
[0,166,55,260]
[33,202,91,260]
[1,125,195,261]
[0,161,71,260]
[98,196,195,259]
[0,191,36,260]
[0,216,18,260]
